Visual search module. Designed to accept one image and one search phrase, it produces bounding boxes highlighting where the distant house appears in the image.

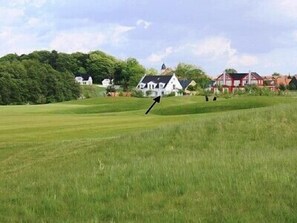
[179,79,197,94]
[263,75,292,91]
[275,76,291,86]
[102,79,113,87]
[136,74,183,97]
[75,76,93,85]
[213,71,263,92]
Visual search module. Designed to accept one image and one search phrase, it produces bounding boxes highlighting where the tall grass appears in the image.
[0,96,296,222]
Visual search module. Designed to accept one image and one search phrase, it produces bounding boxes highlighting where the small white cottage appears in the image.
[75,76,93,85]
[102,79,113,87]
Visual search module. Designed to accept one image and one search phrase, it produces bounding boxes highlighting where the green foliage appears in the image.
[224,68,237,73]
[244,85,276,96]
[187,84,196,91]
[120,58,146,91]
[166,92,176,97]
[0,50,148,103]
[131,89,144,97]
[0,60,80,105]
[86,51,117,84]
[106,85,116,93]
[175,63,211,88]
[146,67,158,75]
[279,84,286,91]
[81,85,105,98]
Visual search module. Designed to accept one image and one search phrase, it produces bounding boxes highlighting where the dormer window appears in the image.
[148,84,155,89]
[148,81,156,90]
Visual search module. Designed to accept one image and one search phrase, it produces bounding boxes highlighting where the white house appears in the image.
[136,74,183,97]
[102,79,113,87]
[75,76,93,85]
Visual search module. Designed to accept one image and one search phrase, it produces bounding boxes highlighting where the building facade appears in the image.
[213,71,263,92]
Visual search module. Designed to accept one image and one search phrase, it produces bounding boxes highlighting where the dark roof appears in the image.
[289,76,297,86]
[227,72,263,80]
[228,73,247,80]
[75,74,91,80]
[251,72,263,80]
[179,79,191,89]
[161,63,166,70]
[141,75,172,85]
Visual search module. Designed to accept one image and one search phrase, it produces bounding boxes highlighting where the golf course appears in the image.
[0,95,296,222]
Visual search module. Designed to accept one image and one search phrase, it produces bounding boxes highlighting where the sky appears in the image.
[1,0,297,76]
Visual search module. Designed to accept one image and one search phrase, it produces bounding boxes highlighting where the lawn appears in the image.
[0,95,296,222]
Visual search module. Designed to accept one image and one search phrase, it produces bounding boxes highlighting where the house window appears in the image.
[173,84,176,89]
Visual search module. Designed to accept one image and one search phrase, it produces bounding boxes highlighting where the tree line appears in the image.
[0,49,212,104]
[0,50,147,104]
[0,59,80,105]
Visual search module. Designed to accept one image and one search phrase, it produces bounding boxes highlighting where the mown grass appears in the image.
[153,96,296,115]
[0,96,296,222]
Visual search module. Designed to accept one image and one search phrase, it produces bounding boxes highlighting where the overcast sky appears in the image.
[1,0,297,76]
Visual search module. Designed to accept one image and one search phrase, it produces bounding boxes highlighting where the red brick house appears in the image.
[213,71,264,92]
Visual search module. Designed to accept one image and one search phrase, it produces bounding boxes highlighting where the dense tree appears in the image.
[55,53,79,73]
[86,51,117,83]
[120,58,145,91]
[0,59,80,105]
[224,68,237,73]
[0,53,20,62]
[0,49,213,104]
[175,63,211,88]
[146,68,158,75]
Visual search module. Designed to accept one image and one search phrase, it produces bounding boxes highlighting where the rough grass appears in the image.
[81,85,106,98]
[0,96,296,222]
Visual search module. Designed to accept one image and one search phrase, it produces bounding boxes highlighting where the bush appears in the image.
[131,90,144,98]
[145,90,152,97]
[166,92,176,97]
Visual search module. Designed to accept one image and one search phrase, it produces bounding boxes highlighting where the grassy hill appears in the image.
[80,85,106,98]
[0,96,296,222]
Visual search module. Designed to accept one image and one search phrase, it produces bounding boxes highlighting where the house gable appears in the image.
[137,74,182,96]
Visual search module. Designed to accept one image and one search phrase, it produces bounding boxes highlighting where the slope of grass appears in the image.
[80,85,106,98]
[153,96,297,115]
[0,96,296,222]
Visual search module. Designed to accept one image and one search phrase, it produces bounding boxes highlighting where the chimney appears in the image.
[223,71,226,85]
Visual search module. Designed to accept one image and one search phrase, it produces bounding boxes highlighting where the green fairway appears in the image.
[0,96,296,222]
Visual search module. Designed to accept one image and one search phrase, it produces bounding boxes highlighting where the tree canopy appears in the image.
[0,50,148,104]
[0,50,211,104]
[175,63,211,88]
[0,59,80,105]
[224,68,237,73]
